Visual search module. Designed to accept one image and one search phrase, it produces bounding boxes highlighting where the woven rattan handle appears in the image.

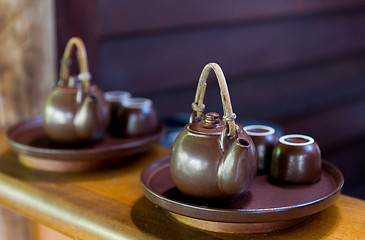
[59,37,91,92]
[190,63,236,137]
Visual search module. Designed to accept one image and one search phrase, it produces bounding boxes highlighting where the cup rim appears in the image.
[279,134,314,146]
[243,125,275,136]
[122,97,152,109]
[104,91,131,101]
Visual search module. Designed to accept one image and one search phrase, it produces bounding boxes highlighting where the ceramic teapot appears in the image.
[170,63,257,199]
[43,37,110,144]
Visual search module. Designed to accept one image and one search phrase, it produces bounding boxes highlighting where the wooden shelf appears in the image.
[0,133,364,239]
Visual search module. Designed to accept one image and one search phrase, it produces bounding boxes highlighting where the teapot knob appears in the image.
[203,112,220,128]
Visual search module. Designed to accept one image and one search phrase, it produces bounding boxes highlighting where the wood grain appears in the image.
[0,207,30,240]
[99,0,365,36]
[0,0,55,239]
[151,54,365,119]
[0,133,364,239]
[98,12,365,95]
[55,0,99,83]
[0,0,55,130]
[30,222,71,240]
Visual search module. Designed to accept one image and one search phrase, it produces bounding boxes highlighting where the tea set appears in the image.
[43,37,159,145]
[5,37,162,172]
[6,37,343,234]
[168,62,325,202]
[140,61,342,234]
[43,37,110,144]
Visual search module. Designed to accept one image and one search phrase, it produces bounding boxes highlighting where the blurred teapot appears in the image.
[43,37,110,144]
[170,63,257,200]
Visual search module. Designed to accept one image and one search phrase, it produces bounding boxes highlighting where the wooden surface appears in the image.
[0,1,56,239]
[0,133,364,240]
[0,207,30,240]
[29,222,71,240]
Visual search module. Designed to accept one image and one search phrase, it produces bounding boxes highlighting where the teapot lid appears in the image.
[188,112,225,135]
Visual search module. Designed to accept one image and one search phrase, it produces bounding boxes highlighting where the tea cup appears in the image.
[117,97,159,137]
[104,91,132,135]
[244,125,279,173]
[270,134,322,184]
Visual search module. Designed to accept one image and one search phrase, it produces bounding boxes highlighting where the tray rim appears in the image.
[141,155,344,223]
[6,116,164,162]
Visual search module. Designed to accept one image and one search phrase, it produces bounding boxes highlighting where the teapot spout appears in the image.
[218,138,256,196]
[74,96,99,140]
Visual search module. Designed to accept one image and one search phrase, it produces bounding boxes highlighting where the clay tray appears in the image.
[6,116,164,172]
[141,156,344,234]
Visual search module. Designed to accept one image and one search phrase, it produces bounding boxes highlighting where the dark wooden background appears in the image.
[55,0,365,199]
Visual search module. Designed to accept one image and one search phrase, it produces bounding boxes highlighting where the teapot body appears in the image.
[43,86,81,144]
[169,62,258,200]
[43,37,110,145]
[170,121,256,199]
[43,84,110,144]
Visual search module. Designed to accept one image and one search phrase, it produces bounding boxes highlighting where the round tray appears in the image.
[141,156,344,234]
[6,116,164,172]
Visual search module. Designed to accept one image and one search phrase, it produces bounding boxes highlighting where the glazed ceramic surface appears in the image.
[43,83,110,144]
[170,63,257,199]
[6,116,164,172]
[117,97,159,137]
[141,155,343,233]
[43,37,110,144]
[244,125,279,173]
[104,91,131,135]
[171,114,256,199]
[271,134,322,184]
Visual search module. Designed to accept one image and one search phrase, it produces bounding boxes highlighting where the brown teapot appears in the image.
[170,63,257,200]
[43,37,110,144]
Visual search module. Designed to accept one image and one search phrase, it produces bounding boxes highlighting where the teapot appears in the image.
[170,63,257,200]
[43,37,110,144]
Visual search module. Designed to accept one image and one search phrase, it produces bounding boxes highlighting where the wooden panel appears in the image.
[151,54,365,119]
[230,55,365,120]
[277,98,365,153]
[98,0,365,36]
[0,0,55,129]
[55,0,99,80]
[0,0,56,239]
[98,11,365,95]
[324,137,365,189]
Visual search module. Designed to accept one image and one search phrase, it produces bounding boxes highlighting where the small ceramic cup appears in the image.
[243,125,279,173]
[104,91,131,135]
[117,97,159,137]
[270,134,322,184]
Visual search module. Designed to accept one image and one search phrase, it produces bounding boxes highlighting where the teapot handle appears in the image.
[59,37,91,92]
[190,63,237,137]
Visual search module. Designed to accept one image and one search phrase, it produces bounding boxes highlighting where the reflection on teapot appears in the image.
[43,37,110,144]
[170,63,257,200]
